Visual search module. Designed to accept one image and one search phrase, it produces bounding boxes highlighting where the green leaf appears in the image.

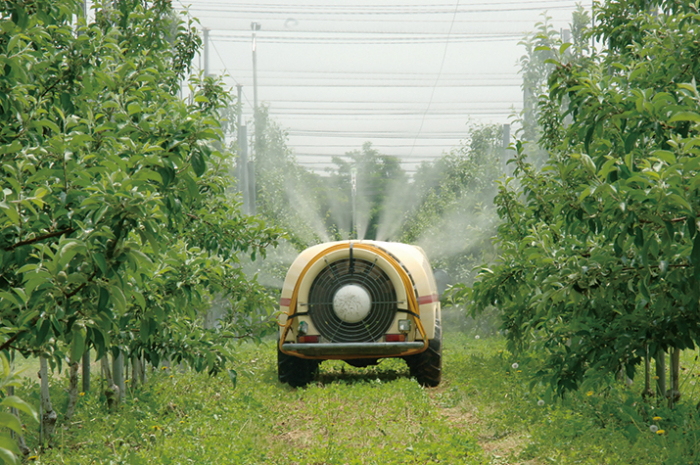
[71,326,86,363]
[634,227,644,249]
[638,279,650,300]
[559,42,572,54]
[664,221,675,243]
[97,287,110,311]
[666,194,692,213]
[688,216,697,239]
[141,228,160,255]
[11,288,27,305]
[93,253,107,275]
[598,158,617,178]
[37,318,51,346]
[109,286,126,312]
[580,154,596,174]
[0,291,21,308]
[0,396,38,423]
[692,231,700,267]
[228,369,237,389]
[0,442,18,465]
[0,141,21,155]
[127,103,142,115]
[624,131,638,153]
[191,151,206,177]
[0,201,19,225]
[584,124,595,154]
[15,263,38,274]
[57,240,85,269]
[652,150,675,164]
[140,318,150,344]
[132,289,145,310]
[578,187,591,202]
[0,412,22,435]
[669,111,700,123]
[38,118,60,133]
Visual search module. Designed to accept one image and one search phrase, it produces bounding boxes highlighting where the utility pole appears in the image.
[236,85,248,210]
[250,21,261,216]
[248,161,256,215]
[502,124,511,175]
[240,125,250,214]
[237,85,250,214]
[561,28,571,45]
[251,21,261,154]
[251,22,260,118]
[203,27,210,77]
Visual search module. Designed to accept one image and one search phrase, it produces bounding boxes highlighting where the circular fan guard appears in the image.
[308,258,398,343]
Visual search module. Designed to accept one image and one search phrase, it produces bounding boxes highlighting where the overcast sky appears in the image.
[172,1,591,174]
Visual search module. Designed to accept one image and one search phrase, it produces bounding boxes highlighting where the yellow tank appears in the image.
[277,240,442,387]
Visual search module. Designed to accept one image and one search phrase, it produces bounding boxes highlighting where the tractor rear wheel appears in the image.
[277,343,319,387]
[404,322,442,387]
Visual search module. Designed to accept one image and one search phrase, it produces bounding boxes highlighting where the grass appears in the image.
[12,331,700,464]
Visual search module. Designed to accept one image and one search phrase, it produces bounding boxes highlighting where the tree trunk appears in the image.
[655,348,666,400]
[100,354,112,385]
[668,348,681,408]
[82,350,90,393]
[112,351,125,403]
[130,355,137,389]
[39,357,57,445]
[140,355,147,384]
[642,345,653,399]
[100,355,119,411]
[132,355,146,388]
[64,362,80,421]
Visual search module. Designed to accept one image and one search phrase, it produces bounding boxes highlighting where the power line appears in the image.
[290,144,460,148]
[409,0,461,158]
[220,76,521,88]
[270,113,515,119]
[285,130,476,139]
[189,14,578,25]
[270,99,519,104]
[268,108,518,114]
[190,0,577,9]
[231,78,521,85]
[227,69,522,77]
[209,39,257,112]
[295,153,454,159]
[210,35,523,44]
[210,30,525,38]
[181,2,579,16]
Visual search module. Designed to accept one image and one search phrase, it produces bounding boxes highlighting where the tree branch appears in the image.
[4,227,76,251]
[65,269,98,299]
[0,315,39,352]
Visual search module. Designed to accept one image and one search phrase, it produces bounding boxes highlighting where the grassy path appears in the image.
[20,333,700,464]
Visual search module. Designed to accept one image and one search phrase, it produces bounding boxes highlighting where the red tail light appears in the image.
[385,334,406,342]
[298,335,319,343]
